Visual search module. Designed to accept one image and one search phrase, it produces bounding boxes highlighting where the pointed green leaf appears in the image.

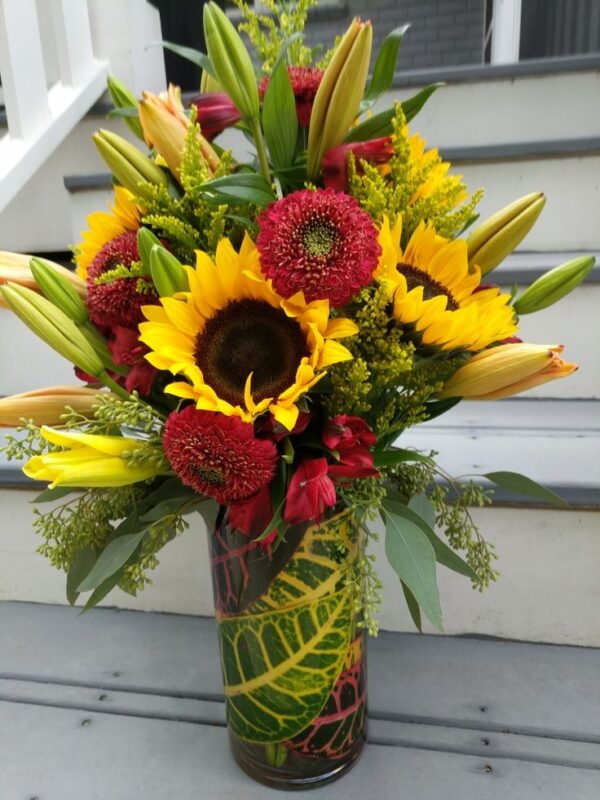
[408,493,436,529]
[401,580,422,632]
[362,25,410,107]
[345,83,443,143]
[483,471,568,507]
[262,55,298,171]
[198,172,276,206]
[150,40,215,77]
[383,505,442,630]
[77,516,146,593]
[32,486,77,504]
[374,447,433,468]
[66,548,96,606]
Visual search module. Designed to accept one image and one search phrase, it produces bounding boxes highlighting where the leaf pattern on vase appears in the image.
[286,652,367,760]
[219,587,353,742]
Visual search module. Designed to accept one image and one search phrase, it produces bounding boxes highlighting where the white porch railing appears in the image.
[0,0,108,213]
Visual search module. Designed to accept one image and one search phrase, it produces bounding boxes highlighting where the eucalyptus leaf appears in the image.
[362,25,410,107]
[401,580,422,632]
[77,518,146,593]
[408,493,436,529]
[483,471,568,507]
[32,486,76,504]
[385,499,476,580]
[374,447,433,468]
[82,568,126,612]
[195,500,219,532]
[66,548,96,606]
[383,505,442,630]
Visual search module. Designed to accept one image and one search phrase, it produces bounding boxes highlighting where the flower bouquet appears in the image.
[0,0,594,789]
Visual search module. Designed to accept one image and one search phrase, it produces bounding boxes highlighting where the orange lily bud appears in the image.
[0,386,106,428]
[438,343,577,400]
[0,252,86,306]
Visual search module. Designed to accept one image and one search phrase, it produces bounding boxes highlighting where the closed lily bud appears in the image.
[149,244,189,296]
[322,136,393,191]
[23,427,165,489]
[438,343,577,400]
[200,69,222,94]
[467,192,546,275]
[0,386,105,428]
[0,251,86,304]
[139,85,219,179]
[0,283,104,378]
[513,255,595,315]
[189,92,242,140]
[30,257,88,325]
[107,75,144,140]
[203,1,259,120]
[93,129,169,198]
[307,18,373,179]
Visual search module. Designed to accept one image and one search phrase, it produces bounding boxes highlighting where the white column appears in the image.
[491,0,522,65]
[51,0,96,87]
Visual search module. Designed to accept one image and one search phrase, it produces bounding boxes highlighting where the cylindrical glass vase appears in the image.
[209,508,367,789]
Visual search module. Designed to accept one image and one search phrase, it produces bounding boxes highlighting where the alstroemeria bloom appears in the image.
[284,458,337,525]
[189,92,242,140]
[438,343,577,400]
[227,485,275,545]
[23,428,165,488]
[322,137,394,192]
[323,415,378,479]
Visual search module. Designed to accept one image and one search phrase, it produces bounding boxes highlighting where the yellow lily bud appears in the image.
[23,427,165,488]
[107,74,144,140]
[93,129,169,199]
[513,255,595,315]
[203,1,259,120]
[138,85,219,179]
[467,192,546,275]
[0,251,86,306]
[307,18,373,179]
[438,343,577,401]
[0,386,106,428]
[0,283,104,378]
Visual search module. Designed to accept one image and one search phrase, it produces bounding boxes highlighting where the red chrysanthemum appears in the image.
[163,407,278,503]
[259,66,323,128]
[256,189,381,307]
[86,230,157,327]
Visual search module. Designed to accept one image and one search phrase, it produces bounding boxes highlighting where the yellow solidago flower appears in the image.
[74,186,141,280]
[23,427,164,489]
[139,234,358,431]
[376,216,517,351]
[408,130,467,207]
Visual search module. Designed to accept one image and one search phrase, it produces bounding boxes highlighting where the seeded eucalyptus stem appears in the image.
[99,371,131,401]
[249,116,272,184]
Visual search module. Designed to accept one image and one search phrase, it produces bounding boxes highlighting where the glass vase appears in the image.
[208,508,367,789]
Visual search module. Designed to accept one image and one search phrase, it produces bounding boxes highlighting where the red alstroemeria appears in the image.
[322,414,376,451]
[108,325,158,396]
[328,447,379,479]
[227,484,276,546]
[257,411,313,442]
[322,137,394,192]
[188,92,242,140]
[284,457,336,525]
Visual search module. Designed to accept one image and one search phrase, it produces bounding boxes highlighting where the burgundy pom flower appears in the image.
[284,457,337,525]
[108,325,158,396]
[256,189,381,307]
[163,407,278,503]
[86,230,157,328]
[188,92,242,140]
[322,137,394,192]
[259,66,323,128]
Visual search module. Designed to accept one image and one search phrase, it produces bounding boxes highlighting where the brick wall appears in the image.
[303,0,486,70]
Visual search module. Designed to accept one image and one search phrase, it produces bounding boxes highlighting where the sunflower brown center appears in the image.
[301,218,339,257]
[194,298,309,407]
[397,262,458,310]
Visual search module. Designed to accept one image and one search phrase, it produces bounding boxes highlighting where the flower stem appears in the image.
[99,371,131,400]
[249,116,271,184]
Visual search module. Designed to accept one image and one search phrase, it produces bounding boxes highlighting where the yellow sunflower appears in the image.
[139,234,358,431]
[376,216,518,351]
[74,186,141,280]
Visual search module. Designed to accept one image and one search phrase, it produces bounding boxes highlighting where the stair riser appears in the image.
[1,489,598,646]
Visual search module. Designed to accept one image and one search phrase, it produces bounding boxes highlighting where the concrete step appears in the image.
[1,398,598,645]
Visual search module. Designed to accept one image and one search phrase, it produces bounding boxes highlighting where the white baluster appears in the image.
[51,0,96,87]
[491,0,522,65]
[0,0,50,139]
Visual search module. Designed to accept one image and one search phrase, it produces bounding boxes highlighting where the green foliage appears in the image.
[232,0,317,72]
[348,102,483,242]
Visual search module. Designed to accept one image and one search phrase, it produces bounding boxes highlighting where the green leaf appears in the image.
[198,172,276,206]
[255,460,288,543]
[386,499,476,581]
[139,495,199,523]
[32,486,76,504]
[82,568,126,612]
[262,54,298,172]
[149,40,215,77]
[106,107,140,119]
[196,500,219,532]
[483,471,568,508]
[424,396,461,421]
[408,493,436,529]
[374,447,433,468]
[136,227,162,272]
[77,516,146,593]
[345,83,443,143]
[383,505,442,630]
[401,580,422,632]
[66,548,96,606]
[362,25,410,107]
